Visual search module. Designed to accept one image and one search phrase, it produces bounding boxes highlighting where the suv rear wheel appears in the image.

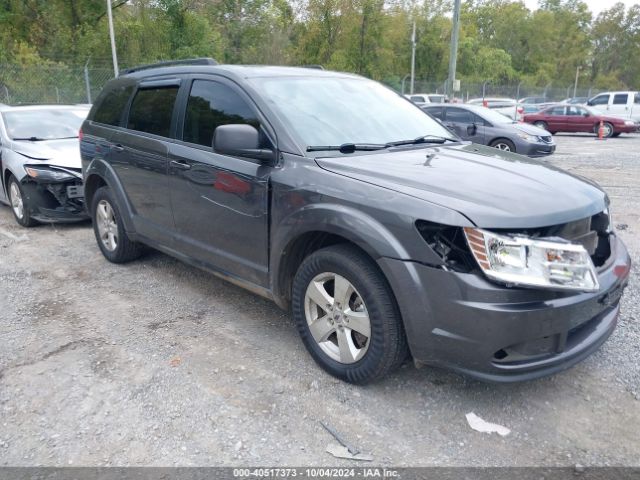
[292,244,408,384]
[92,186,142,263]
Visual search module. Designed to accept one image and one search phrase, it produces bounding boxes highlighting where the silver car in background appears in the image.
[0,105,89,227]
[423,103,556,157]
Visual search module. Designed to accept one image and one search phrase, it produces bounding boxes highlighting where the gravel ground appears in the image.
[0,133,638,467]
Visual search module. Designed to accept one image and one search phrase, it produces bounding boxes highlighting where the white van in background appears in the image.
[587,91,640,123]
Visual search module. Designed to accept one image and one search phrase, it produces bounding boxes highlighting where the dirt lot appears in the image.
[0,133,638,467]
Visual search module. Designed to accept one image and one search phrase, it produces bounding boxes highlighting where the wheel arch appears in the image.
[84,158,136,233]
[271,204,412,310]
[488,137,517,151]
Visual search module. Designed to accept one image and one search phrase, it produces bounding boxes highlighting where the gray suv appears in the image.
[81,59,630,384]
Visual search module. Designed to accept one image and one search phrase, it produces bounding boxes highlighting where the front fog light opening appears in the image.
[464,227,599,292]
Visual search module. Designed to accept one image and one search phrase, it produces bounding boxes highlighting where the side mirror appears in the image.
[213,124,274,162]
[467,124,477,136]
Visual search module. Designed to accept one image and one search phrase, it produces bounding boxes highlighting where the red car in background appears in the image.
[523,104,638,138]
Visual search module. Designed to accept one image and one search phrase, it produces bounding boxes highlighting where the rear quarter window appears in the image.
[92,85,134,126]
[127,86,179,137]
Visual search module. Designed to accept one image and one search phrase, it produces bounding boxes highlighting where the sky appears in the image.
[523,0,639,16]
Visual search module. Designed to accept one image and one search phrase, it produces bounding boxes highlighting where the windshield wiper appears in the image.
[12,136,48,142]
[307,143,387,153]
[385,135,459,147]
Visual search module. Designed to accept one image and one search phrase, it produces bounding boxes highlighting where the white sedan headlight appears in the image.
[464,228,599,292]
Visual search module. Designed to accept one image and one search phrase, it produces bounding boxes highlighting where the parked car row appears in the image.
[406,90,640,136]
[0,61,632,385]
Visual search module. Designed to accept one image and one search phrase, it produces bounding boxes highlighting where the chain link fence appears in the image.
[394,78,601,103]
[0,64,113,105]
[0,63,602,106]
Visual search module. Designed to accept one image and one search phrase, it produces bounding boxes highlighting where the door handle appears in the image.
[170,160,191,170]
[112,144,125,152]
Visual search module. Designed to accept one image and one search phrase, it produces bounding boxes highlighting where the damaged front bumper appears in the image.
[379,235,631,382]
[20,165,89,223]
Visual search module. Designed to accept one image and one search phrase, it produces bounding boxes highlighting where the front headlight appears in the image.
[624,120,635,126]
[516,132,536,142]
[24,165,76,182]
[464,227,599,292]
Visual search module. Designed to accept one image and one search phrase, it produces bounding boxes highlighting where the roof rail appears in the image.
[302,64,325,70]
[122,58,218,74]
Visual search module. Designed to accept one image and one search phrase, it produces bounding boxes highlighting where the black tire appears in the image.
[490,138,516,153]
[612,132,621,138]
[91,186,142,263]
[595,122,614,138]
[7,175,37,227]
[533,121,548,131]
[292,244,408,384]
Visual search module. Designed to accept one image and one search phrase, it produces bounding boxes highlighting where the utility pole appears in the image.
[410,21,416,94]
[106,0,119,77]
[84,58,92,104]
[447,0,462,97]
[573,66,581,99]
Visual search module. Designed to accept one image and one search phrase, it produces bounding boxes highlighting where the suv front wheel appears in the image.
[91,186,142,263]
[292,244,408,384]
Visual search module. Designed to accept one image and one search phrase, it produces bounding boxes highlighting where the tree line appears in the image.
[0,0,638,90]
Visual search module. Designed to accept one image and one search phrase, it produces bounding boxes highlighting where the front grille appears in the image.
[540,135,553,144]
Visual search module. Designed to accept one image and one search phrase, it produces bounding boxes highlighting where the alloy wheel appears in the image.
[96,200,119,252]
[304,272,371,364]
[494,143,511,151]
[9,181,24,220]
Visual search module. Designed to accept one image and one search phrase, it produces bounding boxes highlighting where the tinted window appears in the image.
[183,80,259,147]
[613,94,628,105]
[548,106,566,115]
[590,94,610,106]
[410,96,426,103]
[424,107,443,119]
[127,86,179,137]
[446,108,474,124]
[567,106,584,116]
[635,93,640,105]
[93,85,134,126]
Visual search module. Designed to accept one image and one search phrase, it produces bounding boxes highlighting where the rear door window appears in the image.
[613,93,629,105]
[549,106,566,115]
[127,86,179,137]
[635,93,640,105]
[182,79,260,148]
[93,85,134,126]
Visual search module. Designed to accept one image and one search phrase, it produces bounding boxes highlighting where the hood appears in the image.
[10,138,81,169]
[316,144,606,229]
[512,122,551,136]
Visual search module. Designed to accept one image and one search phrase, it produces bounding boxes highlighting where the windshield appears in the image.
[2,108,88,140]
[466,105,515,125]
[249,76,454,149]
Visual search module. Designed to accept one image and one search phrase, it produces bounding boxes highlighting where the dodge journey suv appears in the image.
[81,58,631,384]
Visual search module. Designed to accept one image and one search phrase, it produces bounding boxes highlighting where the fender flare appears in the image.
[84,157,137,234]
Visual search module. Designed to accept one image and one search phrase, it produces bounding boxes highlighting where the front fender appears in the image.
[270,202,445,308]
[84,157,136,234]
